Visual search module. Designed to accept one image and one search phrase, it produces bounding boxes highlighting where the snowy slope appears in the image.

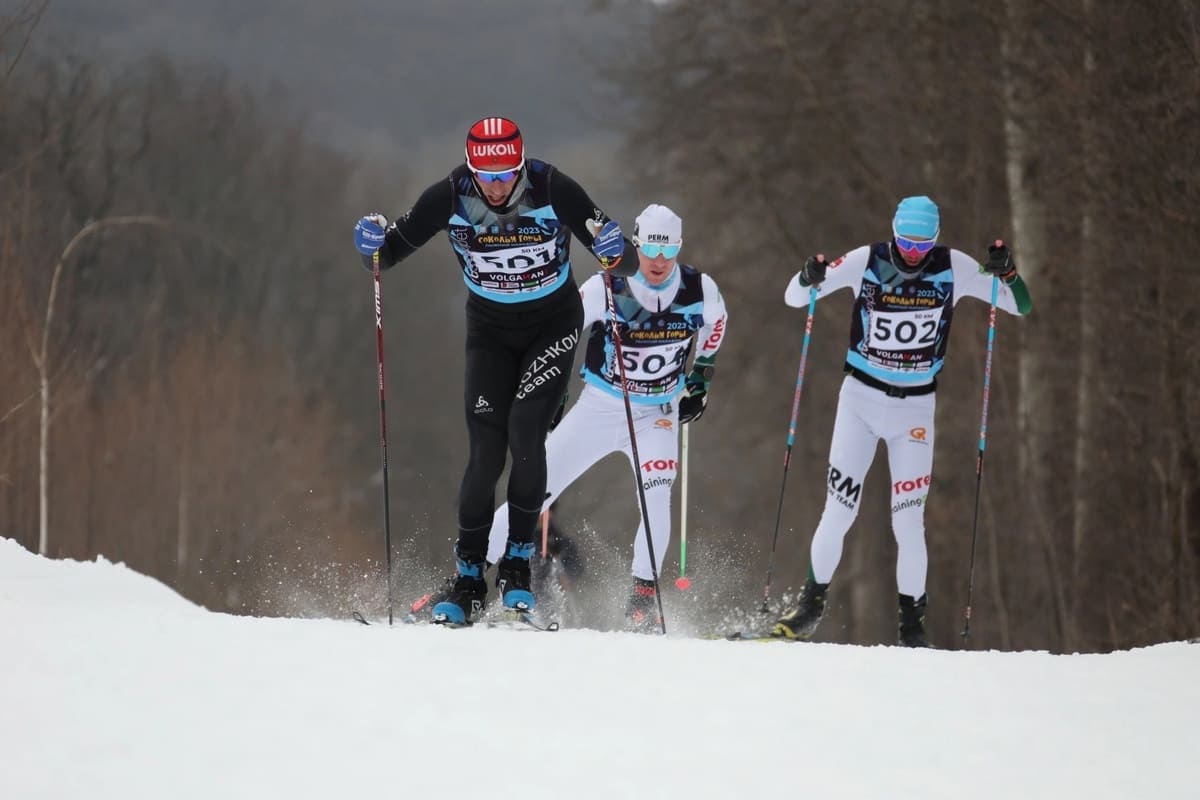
[1,537,1196,800]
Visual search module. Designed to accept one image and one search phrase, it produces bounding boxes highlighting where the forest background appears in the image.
[3,0,1197,652]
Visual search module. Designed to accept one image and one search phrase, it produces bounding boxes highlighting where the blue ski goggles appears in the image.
[638,242,682,259]
[893,234,937,256]
[471,168,520,183]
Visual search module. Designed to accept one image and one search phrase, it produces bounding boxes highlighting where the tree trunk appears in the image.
[1000,0,1072,648]
[1072,0,1104,647]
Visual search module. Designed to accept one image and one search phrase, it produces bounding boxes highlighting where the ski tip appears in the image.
[491,610,559,632]
[714,631,796,643]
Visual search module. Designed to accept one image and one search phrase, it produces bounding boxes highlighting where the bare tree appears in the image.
[27,216,170,554]
[0,0,47,87]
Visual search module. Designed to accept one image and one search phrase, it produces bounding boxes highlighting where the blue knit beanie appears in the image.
[892,196,940,240]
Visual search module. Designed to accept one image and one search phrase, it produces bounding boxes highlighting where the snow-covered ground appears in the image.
[2,537,1196,800]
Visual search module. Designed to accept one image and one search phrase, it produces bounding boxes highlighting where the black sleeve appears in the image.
[549,168,638,278]
[360,177,455,271]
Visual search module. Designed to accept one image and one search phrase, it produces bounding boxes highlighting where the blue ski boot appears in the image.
[431,556,487,626]
[496,540,536,611]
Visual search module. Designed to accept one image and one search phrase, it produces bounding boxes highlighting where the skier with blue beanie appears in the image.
[773,195,1032,646]
[893,195,941,243]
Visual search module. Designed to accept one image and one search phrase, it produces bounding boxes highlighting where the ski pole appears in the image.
[760,284,818,613]
[961,274,1000,643]
[603,271,667,635]
[372,250,395,625]
[675,423,691,591]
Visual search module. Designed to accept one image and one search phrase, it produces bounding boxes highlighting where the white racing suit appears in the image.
[488,264,727,580]
[784,243,1027,596]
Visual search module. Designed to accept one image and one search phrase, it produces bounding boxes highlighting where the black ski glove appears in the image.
[983,240,1018,282]
[678,358,714,424]
[799,254,828,287]
[677,393,706,425]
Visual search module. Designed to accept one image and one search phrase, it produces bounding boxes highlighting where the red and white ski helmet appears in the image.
[465,117,524,173]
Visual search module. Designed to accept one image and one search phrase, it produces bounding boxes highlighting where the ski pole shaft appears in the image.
[961,276,999,643]
[540,509,550,558]
[604,272,666,635]
[372,251,395,626]
[679,423,689,579]
[761,285,818,612]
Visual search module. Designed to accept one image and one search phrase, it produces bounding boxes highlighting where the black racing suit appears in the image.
[365,159,636,563]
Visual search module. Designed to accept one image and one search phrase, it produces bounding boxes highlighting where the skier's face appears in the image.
[893,234,936,268]
[471,169,520,206]
[636,246,677,285]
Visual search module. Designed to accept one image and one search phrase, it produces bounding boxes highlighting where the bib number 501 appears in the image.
[473,245,554,273]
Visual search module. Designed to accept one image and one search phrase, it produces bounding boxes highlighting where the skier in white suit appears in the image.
[487,204,728,632]
[773,195,1033,647]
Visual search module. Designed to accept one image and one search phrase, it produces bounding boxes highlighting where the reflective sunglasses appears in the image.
[894,234,937,255]
[472,168,520,183]
[639,242,681,259]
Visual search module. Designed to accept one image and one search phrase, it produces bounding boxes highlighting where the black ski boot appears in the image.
[625,577,661,634]
[898,593,931,648]
[406,574,456,620]
[772,577,829,640]
[496,541,536,611]
[431,555,487,626]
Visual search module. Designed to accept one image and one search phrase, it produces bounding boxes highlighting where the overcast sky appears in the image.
[41,1,641,159]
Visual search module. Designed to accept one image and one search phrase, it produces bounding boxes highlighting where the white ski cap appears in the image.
[633,204,683,246]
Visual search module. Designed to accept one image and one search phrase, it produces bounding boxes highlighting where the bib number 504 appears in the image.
[619,347,687,378]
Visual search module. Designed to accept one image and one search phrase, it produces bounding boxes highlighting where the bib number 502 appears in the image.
[872,316,936,347]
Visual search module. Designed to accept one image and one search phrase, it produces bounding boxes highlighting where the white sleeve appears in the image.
[949,249,1020,314]
[695,274,728,360]
[784,245,870,307]
[579,274,607,329]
